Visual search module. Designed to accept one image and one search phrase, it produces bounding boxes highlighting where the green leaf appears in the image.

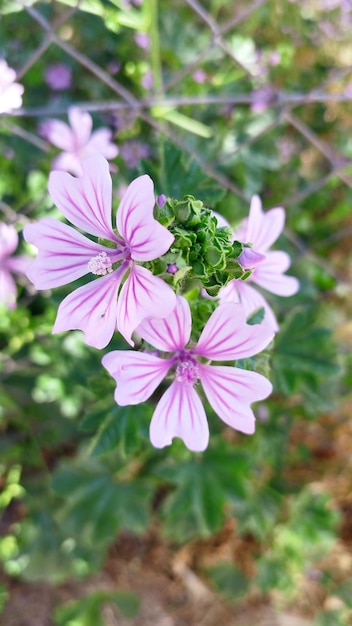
[206,563,249,601]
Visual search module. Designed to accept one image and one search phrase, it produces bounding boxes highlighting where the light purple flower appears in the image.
[0,223,29,309]
[40,106,118,176]
[102,296,274,452]
[44,63,72,91]
[23,155,176,348]
[219,196,299,331]
[134,32,150,50]
[0,59,24,114]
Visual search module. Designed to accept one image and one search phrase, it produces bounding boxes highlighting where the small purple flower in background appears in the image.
[141,70,153,90]
[107,60,121,75]
[218,196,299,331]
[23,155,176,348]
[40,106,118,176]
[157,194,167,208]
[134,32,150,50]
[102,296,274,452]
[120,140,150,169]
[0,59,24,114]
[0,223,30,309]
[44,63,72,91]
[251,85,276,113]
[192,69,207,84]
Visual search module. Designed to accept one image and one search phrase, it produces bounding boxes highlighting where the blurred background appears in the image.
[0,0,351,624]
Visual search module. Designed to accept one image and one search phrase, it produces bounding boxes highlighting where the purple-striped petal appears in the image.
[200,364,272,434]
[23,217,119,289]
[150,381,209,452]
[245,196,285,252]
[220,279,279,332]
[0,268,17,309]
[253,251,300,296]
[137,294,190,352]
[102,350,171,405]
[117,264,176,346]
[53,268,125,349]
[48,154,115,241]
[194,303,274,361]
[116,175,174,260]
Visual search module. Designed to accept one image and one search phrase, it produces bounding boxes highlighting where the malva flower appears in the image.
[40,106,118,176]
[0,59,24,114]
[218,195,299,331]
[0,223,30,309]
[102,295,274,452]
[23,154,176,348]
[44,63,72,91]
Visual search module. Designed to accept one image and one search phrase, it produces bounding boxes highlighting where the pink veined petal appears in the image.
[52,266,126,349]
[117,264,177,346]
[51,152,83,177]
[48,154,116,241]
[0,268,17,309]
[200,364,272,434]
[194,302,274,361]
[23,217,119,289]
[42,120,74,152]
[137,294,191,352]
[220,280,279,332]
[0,223,18,258]
[68,107,93,147]
[245,196,285,252]
[87,129,119,159]
[253,251,300,296]
[150,380,209,452]
[116,175,174,260]
[102,350,171,405]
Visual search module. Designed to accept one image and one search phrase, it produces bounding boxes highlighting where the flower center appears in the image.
[175,357,199,385]
[87,251,113,276]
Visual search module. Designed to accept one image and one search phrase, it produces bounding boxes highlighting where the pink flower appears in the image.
[40,107,118,176]
[0,60,24,114]
[0,223,29,309]
[44,63,72,91]
[218,196,299,331]
[23,155,176,348]
[102,296,274,452]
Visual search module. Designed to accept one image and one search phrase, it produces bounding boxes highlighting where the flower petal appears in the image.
[116,175,174,260]
[53,268,125,349]
[0,223,18,258]
[68,107,93,147]
[48,154,115,241]
[88,129,119,159]
[102,350,171,405]
[41,119,74,151]
[220,279,279,332]
[194,302,274,361]
[23,217,118,289]
[5,254,31,276]
[137,294,191,352]
[253,251,300,296]
[200,364,272,434]
[51,152,84,177]
[150,381,209,452]
[0,268,17,309]
[117,265,176,346]
[245,196,285,252]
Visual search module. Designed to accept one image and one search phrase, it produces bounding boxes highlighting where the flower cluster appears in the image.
[23,153,299,451]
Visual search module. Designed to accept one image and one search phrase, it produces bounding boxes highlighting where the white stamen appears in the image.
[87,251,113,276]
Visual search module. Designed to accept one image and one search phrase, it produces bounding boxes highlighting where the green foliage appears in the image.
[54,589,140,626]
